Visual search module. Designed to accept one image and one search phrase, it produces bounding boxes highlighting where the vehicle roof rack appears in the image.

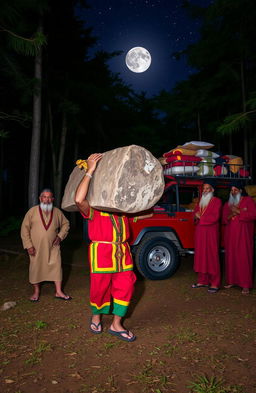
[163,160,251,182]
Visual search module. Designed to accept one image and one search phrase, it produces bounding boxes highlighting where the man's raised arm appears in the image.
[75,153,102,216]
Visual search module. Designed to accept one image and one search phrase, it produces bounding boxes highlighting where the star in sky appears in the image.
[77,0,211,96]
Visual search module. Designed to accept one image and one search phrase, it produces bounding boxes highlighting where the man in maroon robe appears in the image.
[222,181,256,295]
[192,180,222,293]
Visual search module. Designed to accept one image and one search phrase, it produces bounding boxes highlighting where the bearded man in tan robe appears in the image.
[21,189,70,301]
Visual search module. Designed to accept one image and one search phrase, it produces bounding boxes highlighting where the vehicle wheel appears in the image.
[134,235,180,280]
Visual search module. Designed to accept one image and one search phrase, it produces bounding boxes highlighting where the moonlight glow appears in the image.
[125,47,151,73]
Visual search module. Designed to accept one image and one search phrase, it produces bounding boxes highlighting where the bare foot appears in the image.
[30,294,39,302]
[242,288,249,295]
[224,284,234,289]
[55,292,71,300]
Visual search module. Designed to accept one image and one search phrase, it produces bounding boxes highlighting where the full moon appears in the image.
[125,47,151,73]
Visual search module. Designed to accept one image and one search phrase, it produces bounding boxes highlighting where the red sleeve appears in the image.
[239,197,256,222]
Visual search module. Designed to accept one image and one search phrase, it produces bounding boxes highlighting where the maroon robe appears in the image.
[222,196,256,288]
[194,197,222,283]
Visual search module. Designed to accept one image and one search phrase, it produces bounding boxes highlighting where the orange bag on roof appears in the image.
[245,185,256,197]
[164,146,199,157]
[223,155,243,173]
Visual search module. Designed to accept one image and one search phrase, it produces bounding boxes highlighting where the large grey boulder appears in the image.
[61,145,164,213]
[61,166,86,212]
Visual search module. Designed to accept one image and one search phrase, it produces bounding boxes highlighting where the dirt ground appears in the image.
[0,230,256,393]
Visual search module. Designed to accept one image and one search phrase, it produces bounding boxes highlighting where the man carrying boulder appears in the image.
[75,153,136,342]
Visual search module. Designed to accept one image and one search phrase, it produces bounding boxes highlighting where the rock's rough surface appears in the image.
[61,144,164,213]
[61,166,85,212]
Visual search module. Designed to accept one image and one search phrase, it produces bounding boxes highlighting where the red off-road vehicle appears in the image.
[128,169,251,280]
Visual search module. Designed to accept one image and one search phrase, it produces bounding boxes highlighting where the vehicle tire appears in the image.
[134,235,180,280]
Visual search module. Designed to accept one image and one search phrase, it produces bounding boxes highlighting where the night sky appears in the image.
[77,0,212,96]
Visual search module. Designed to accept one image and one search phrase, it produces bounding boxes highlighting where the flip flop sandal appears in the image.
[89,320,102,334]
[55,296,72,301]
[30,297,39,302]
[191,283,208,288]
[208,287,219,293]
[108,329,136,342]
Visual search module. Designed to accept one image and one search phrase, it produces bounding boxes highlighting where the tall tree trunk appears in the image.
[48,101,56,173]
[51,112,68,207]
[39,121,49,191]
[28,21,43,207]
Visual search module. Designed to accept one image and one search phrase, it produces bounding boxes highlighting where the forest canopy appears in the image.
[1,0,256,218]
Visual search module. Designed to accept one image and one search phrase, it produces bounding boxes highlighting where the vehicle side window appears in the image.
[161,186,176,204]
[157,186,199,212]
[179,187,199,212]
[156,186,177,212]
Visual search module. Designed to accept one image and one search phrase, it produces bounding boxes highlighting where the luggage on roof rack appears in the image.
[163,160,251,181]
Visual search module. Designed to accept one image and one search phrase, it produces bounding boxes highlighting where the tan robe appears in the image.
[20,206,70,284]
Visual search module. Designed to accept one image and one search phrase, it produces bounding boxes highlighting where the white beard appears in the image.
[228,193,241,206]
[199,192,213,208]
[40,202,53,212]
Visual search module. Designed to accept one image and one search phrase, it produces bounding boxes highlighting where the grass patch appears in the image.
[26,320,48,330]
[104,341,119,350]
[132,359,170,391]
[0,328,19,338]
[170,327,199,343]
[163,343,178,357]
[34,320,48,329]
[106,374,118,391]
[25,341,52,365]
[188,375,246,393]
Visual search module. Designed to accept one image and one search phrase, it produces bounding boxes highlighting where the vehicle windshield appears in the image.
[156,185,199,212]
